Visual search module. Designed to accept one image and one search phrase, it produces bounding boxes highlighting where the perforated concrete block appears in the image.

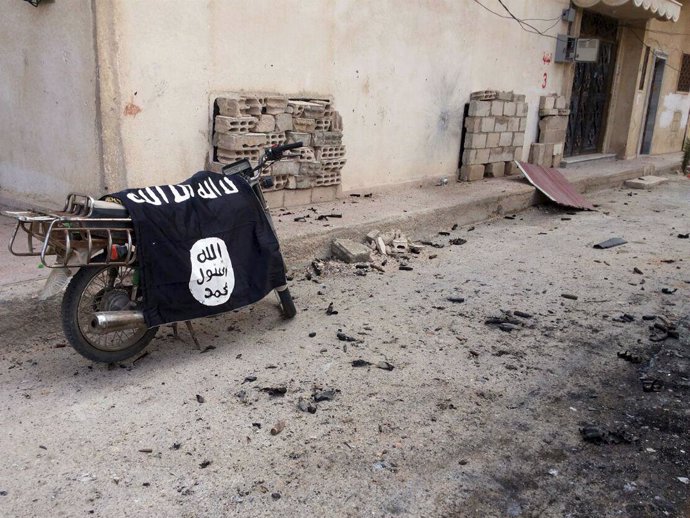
[214,116,257,134]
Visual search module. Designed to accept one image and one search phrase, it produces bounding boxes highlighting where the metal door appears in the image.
[565,12,618,157]
[640,57,666,154]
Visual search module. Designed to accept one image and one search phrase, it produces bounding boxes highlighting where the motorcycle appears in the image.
[2,142,302,363]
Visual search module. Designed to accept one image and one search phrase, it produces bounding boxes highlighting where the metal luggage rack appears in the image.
[2,193,136,268]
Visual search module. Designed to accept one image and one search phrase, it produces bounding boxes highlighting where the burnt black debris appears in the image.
[313,389,336,402]
[261,386,287,397]
[593,237,627,249]
[309,332,316,338]
[449,238,467,246]
[633,267,643,275]
[312,260,323,276]
[337,331,356,342]
[195,394,205,404]
[513,311,533,319]
[447,297,465,304]
[580,425,632,445]
[678,233,689,239]
[617,350,643,364]
[199,460,212,468]
[326,302,338,315]
[561,293,578,300]
[352,359,372,367]
[661,288,677,294]
[399,265,414,271]
[297,397,317,414]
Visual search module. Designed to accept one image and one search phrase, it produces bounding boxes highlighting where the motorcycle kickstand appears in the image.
[170,321,202,350]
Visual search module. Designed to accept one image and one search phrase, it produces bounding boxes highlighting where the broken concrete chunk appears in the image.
[624,176,668,189]
[332,239,372,263]
[366,229,380,243]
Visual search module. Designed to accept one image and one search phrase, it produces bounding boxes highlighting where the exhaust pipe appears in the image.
[90,311,146,334]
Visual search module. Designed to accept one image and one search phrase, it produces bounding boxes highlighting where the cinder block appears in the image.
[489,146,512,162]
[529,143,546,165]
[514,94,526,102]
[320,158,347,173]
[312,131,343,146]
[486,132,500,148]
[275,113,293,132]
[315,119,331,131]
[494,116,509,132]
[519,117,528,131]
[332,238,372,263]
[468,101,492,117]
[539,129,567,145]
[497,91,514,102]
[265,131,286,146]
[263,95,288,114]
[514,146,524,161]
[286,175,313,190]
[539,109,559,117]
[253,114,276,132]
[293,118,317,132]
[505,161,521,176]
[539,96,556,110]
[286,131,312,146]
[481,117,496,132]
[465,132,488,149]
[470,90,498,101]
[271,160,301,176]
[553,142,564,155]
[331,111,344,131]
[462,148,491,165]
[315,145,346,160]
[552,154,563,168]
[465,117,482,133]
[512,133,524,146]
[503,102,517,117]
[516,102,528,117]
[216,95,245,117]
[499,132,513,146]
[288,100,326,119]
[216,148,260,165]
[485,162,505,177]
[507,117,520,132]
[491,101,504,116]
[214,132,267,150]
[539,115,569,132]
[214,115,257,134]
[459,164,485,182]
[555,96,567,110]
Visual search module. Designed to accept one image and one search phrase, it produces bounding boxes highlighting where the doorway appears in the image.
[640,56,666,154]
[565,11,619,157]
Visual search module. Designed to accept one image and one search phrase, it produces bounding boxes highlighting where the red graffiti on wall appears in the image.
[543,52,553,65]
[542,73,548,89]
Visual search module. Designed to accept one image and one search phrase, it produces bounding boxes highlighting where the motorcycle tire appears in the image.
[277,287,297,319]
[61,256,158,363]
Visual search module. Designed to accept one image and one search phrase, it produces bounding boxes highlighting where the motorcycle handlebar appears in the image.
[265,142,303,161]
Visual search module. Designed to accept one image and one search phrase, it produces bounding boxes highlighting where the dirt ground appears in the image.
[0,178,688,517]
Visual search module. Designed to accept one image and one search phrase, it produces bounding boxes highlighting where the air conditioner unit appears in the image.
[575,38,600,63]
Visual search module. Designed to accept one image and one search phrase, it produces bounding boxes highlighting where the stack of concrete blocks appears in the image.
[528,94,570,168]
[459,90,528,182]
[210,93,345,204]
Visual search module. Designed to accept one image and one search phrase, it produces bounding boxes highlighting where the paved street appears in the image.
[0,178,688,517]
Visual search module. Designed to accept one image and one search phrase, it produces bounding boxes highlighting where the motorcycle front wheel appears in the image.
[61,256,158,363]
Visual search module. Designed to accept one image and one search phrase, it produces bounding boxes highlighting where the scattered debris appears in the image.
[297,397,317,414]
[661,288,677,294]
[138,448,153,453]
[242,376,257,384]
[446,297,465,304]
[641,378,663,392]
[633,267,643,275]
[617,351,642,364]
[352,359,372,367]
[377,361,395,371]
[624,176,668,190]
[331,238,372,263]
[195,394,205,404]
[399,265,414,271]
[309,332,316,338]
[270,421,286,435]
[261,386,287,397]
[561,293,578,300]
[326,302,338,315]
[513,311,532,319]
[449,238,467,246]
[580,425,632,445]
[593,238,627,249]
[200,345,216,354]
[337,331,356,342]
[199,460,212,468]
[678,233,689,239]
[311,260,324,275]
[313,389,336,402]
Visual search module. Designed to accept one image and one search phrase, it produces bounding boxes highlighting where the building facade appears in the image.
[0,0,687,207]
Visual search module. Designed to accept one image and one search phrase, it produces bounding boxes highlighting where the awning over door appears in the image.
[572,0,681,22]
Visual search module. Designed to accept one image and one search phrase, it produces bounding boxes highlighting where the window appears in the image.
[677,53,690,92]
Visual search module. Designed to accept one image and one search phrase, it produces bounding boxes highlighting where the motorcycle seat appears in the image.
[90,200,130,219]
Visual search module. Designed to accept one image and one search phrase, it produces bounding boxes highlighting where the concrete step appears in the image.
[560,153,617,168]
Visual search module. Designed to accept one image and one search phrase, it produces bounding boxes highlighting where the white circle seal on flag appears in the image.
[188,237,235,306]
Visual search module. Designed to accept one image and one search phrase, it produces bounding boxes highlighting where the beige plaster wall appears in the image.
[0,0,101,206]
[99,0,571,191]
[645,8,690,154]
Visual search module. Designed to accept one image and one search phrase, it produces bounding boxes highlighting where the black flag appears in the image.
[112,171,287,327]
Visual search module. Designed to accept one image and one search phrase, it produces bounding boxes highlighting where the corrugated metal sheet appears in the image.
[517,162,595,211]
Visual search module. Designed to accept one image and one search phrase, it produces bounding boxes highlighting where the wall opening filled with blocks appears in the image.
[208,93,346,205]
[459,90,528,182]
